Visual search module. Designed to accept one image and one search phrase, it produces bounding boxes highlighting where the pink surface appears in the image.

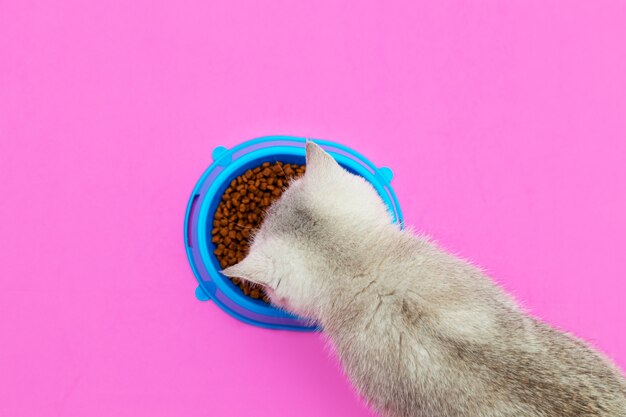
[1,1,625,416]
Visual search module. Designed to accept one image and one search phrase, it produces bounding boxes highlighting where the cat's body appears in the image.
[223,142,626,417]
[320,230,626,417]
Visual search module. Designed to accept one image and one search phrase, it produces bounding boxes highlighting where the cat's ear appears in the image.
[305,141,342,178]
[221,253,270,287]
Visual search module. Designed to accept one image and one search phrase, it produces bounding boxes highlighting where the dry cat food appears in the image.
[211,161,306,302]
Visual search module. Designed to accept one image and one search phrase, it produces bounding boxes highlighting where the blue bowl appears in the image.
[184,136,403,331]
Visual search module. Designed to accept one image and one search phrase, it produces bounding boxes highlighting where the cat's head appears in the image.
[222,142,392,319]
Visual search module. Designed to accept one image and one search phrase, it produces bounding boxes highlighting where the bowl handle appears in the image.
[378,166,394,183]
[195,285,211,302]
[212,146,229,162]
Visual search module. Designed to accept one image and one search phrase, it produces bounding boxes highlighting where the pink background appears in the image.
[1,1,625,416]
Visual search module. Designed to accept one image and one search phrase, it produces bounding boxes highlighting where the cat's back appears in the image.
[323,238,626,417]
[329,292,626,417]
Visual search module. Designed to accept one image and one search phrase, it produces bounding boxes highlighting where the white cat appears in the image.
[223,142,626,417]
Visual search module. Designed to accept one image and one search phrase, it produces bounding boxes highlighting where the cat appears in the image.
[223,141,626,417]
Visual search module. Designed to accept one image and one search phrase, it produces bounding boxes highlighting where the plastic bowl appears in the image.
[184,136,403,331]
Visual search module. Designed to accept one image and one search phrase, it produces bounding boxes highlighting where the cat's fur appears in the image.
[223,142,626,417]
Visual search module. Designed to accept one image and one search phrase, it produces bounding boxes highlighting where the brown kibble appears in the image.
[211,161,305,303]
